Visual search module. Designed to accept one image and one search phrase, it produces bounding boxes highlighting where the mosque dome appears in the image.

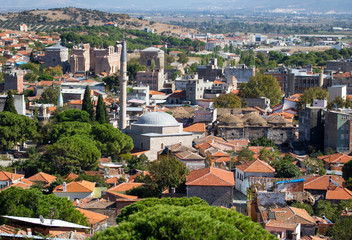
[133,112,180,126]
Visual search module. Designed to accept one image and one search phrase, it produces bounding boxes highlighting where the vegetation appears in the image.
[0,112,37,150]
[213,93,242,108]
[237,148,255,162]
[93,197,275,240]
[342,160,352,186]
[328,96,352,109]
[298,87,329,110]
[327,218,352,240]
[249,136,276,147]
[40,84,60,104]
[55,109,90,122]
[239,74,282,106]
[82,85,94,120]
[3,91,17,114]
[95,95,109,124]
[0,187,88,226]
[271,155,301,178]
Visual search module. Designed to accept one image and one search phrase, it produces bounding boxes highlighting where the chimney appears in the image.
[27,228,32,236]
[63,182,67,192]
[11,173,14,181]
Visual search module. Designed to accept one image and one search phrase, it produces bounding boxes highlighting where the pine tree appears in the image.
[95,95,109,124]
[3,91,17,114]
[81,86,94,120]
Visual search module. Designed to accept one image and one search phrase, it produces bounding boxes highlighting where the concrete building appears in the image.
[243,97,271,112]
[127,86,150,106]
[70,44,90,73]
[326,59,352,72]
[286,69,330,95]
[324,110,352,153]
[194,108,217,123]
[19,24,27,32]
[224,64,255,84]
[196,58,224,81]
[135,70,164,91]
[126,112,193,160]
[328,85,347,102]
[186,167,235,207]
[44,43,69,73]
[185,79,213,105]
[299,106,325,151]
[4,70,24,93]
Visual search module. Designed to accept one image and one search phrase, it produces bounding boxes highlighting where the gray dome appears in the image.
[134,112,179,126]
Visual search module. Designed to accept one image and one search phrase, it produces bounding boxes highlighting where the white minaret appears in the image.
[119,39,128,129]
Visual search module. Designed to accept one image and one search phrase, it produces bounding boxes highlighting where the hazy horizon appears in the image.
[1,0,351,14]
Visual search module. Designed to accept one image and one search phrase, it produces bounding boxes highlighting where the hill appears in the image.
[0,7,198,35]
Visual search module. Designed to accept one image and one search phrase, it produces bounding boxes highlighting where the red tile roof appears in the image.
[53,180,95,193]
[105,191,138,199]
[107,182,143,192]
[0,224,27,235]
[183,123,206,133]
[326,186,352,201]
[186,167,235,186]
[28,172,56,184]
[304,175,344,191]
[76,208,109,225]
[0,171,24,181]
[318,153,352,165]
[236,159,275,173]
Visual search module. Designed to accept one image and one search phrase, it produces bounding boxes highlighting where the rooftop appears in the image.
[133,112,180,127]
[236,159,275,173]
[186,167,235,186]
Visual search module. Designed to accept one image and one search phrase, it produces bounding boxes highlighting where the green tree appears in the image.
[249,136,276,147]
[315,200,339,222]
[24,72,39,82]
[342,160,352,183]
[44,135,101,175]
[3,91,17,114]
[92,124,134,157]
[55,109,90,123]
[94,202,276,240]
[239,74,282,106]
[40,84,60,104]
[148,156,189,193]
[43,65,63,76]
[291,202,314,215]
[76,173,108,187]
[213,93,242,108]
[102,74,119,92]
[0,112,37,150]
[81,85,94,120]
[238,148,255,162]
[47,121,92,143]
[38,74,54,81]
[298,87,328,110]
[327,218,352,240]
[116,197,208,223]
[271,155,301,178]
[95,95,109,124]
[0,187,88,226]
[127,63,146,81]
[178,53,189,65]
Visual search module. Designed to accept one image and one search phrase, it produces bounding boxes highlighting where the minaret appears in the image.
[119,38,128,129]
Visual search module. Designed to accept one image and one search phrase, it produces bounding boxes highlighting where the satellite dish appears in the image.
[39,215,44,223]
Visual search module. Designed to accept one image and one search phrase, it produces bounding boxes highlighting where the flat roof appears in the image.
[1,216,90,229]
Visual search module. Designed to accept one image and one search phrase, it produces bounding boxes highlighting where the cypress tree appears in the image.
[3,91,17,114]
[82,85,94,120]
[96,95,109,124]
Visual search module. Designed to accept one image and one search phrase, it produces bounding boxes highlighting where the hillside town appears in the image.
[0,10,352,240]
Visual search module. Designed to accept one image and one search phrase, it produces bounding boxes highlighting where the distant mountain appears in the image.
[1,0,351,13]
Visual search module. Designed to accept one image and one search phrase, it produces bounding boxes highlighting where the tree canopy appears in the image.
[0,187,88,226]
[55,109,90,123]
[40,84,60,104]
[95,95,109,124]
[271,155,301,178]
[0,112,37,150]
[239,74,282,106]
[3,91,17,114]
[298,87,328,110]
[342,160,352,183]
[93,198,275,240]
[43,135,101,175]
[81,85,94,120]
[148,156,189,193]
[249,136,276,147]
[213,93,242,108]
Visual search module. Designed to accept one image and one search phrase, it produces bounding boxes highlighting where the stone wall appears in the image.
[187,185,233,207]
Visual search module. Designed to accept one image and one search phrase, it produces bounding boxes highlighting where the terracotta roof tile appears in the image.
[183,123,206,133]
[28,172,56,184]
[105,191,138,199]
[0,171,24,181]
[65,173,79,181]
[236,159,275,173]
[186,167,235,186]
[326,186,352,201]
[107,182,143,192]
[53,180,95,193]
[129,171,149,183]
[304,175,344,191]
[0,224,27,235]
[76,208,108,225]
[318,153,352,165]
